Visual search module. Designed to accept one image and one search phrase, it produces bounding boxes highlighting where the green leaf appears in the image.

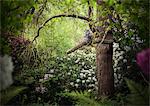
[125,79,149,105]
[107,0,114,6]
[63,91,100,106]
[0,86,27,104]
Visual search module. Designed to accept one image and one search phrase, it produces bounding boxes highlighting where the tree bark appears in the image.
[96,0,114,98]
[96,35,114,98]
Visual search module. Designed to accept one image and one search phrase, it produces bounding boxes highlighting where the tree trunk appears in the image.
[96,36,114,98]
[96,0,114,98]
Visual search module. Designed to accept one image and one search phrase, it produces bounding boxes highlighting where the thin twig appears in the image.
[98,32,107,45]
[140,71,149,84]
[87,0,95,33]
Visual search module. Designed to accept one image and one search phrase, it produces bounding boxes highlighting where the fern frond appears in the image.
[0,86,27,104]
[63,91,100,106]
[125,79,149,105]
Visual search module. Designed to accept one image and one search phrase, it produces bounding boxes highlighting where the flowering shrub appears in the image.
[113,43,125,87]
[136,48,150,75]
[13,49,97,104]
[1,33,32,74]
[39,49,97,92]
[112,32,145,89]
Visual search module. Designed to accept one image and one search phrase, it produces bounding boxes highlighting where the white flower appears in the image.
[89,84,92,87]
[75,84,79,87]
[118,48,121,50]
[117,67,121,70]
[136,39,143,43]
[88,89,92,92]
[118,74,121,79]
[41,86,47,94]
[119,56,123,60]
[92,66,96,69]
[131,37,135,40]
[114,80,118,84]
[65,89,69,92]
[91,84,95,87]
[91,71,95,74]
[89,84,94,87]
[49,74,53,78]
[95,82,98,85]
[120,51,125,55]
[113,56,116,60]
[73,74,77,77]
[83,74,86,78]
[127,66,131,69]
[113,43,119,48]
[89,69,93,72]
[86,79,90,83]
[44,74,49,80]
[88,77,92,80]
[114,73,117,79]
[35,87,40,92]
[70,82,74,86]
[95,86,98,90]
[113,63,117,67]
[114,68,117,72]
[76,79,80,82]
[82,80,85,83]
[35,85,47,94]
[88,73,92,76]
[67,72,71,75]
[80,73,84,77]
[123,59,127,63]
[124,46,131,51]
[75,58,80,63]
[136,36,140,40]
[39,79,44,82]
[50,69,54,73]
[92,77,97,81]
[67,58,71,60]
[81,70,90,73]
[82,62,85,66]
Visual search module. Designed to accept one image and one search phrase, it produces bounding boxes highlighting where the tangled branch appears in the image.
[32,14,92,42]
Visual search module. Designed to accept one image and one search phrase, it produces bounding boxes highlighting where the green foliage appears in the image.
[1,0,35,34]
[63,91,100,106]
[0,37,11,55]
[0,86,27,105]
[28,103,50,106]
[63,91,119,106]
[112,0,149,48]
[15,67,46,85]
[125,79,149,105]
[1,0,149,105]
[11,50,97,105]
[15,49,96,87]
[33,18,88,55]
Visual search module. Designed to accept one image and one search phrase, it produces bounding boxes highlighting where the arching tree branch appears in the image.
[32,14,92,42]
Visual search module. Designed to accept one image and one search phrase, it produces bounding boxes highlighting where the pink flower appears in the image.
[136,48,150,75]
[35,84,47,94]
